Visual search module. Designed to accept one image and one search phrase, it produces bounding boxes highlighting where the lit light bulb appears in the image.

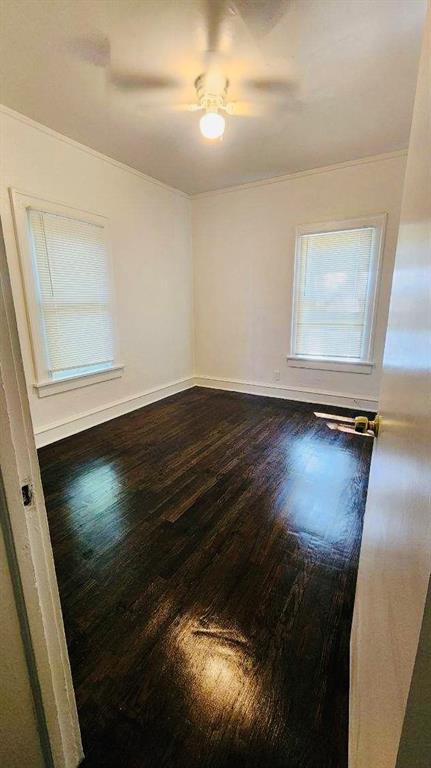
[199,111,225,140]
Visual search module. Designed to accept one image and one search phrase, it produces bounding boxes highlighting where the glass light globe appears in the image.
[200,111,225,140]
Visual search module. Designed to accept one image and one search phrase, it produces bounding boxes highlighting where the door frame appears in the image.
[0,216,82,768]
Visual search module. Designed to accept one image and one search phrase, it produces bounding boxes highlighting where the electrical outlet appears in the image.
[273,369,281,382]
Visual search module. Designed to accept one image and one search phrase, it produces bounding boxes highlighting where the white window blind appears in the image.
[28,209,114,379]
[292,226,381,363]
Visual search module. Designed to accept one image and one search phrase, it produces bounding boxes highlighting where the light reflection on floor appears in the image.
[172,616,269,735]
[276,433,358,550]
[66,459,125,543]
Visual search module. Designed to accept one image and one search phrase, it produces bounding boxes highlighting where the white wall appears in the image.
[0,108,194,445]
[192,154,407,409]
[0,108,409,443]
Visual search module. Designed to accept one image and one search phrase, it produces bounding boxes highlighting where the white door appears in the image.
[0,213,82,768]
[349,8,431,768]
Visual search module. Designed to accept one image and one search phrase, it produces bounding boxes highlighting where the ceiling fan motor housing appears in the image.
[195,73,230,112]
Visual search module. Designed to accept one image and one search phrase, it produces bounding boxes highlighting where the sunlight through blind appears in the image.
[28,209,114,377]
[292,227,378,361]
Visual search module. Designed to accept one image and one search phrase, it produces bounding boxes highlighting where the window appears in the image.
[11,191,123,396]
[289,215,386,373]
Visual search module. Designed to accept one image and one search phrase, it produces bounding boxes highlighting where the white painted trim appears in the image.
[193,151,408,198]
[0,104,407,200]
[10,186,110,223]
[10,189,123,390]
[35,376,195,447]
[0,105,189,199]
[290,213,387,368]
[35,365,124,397]
[294,213,388,237]
[287,357,374,374]
[34,373,378,448]
[194,375,378,411]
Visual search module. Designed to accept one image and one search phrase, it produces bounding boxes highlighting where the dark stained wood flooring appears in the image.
[38,387,373,768]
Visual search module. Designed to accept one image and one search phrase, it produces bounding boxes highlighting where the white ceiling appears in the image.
[0,0,426,194]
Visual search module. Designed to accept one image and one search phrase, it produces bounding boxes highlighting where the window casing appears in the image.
[11,191,123,396]
[288,215,386,374]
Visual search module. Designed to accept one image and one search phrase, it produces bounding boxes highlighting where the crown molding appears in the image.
[192,149,408,199]
[1,103,407,200]
[0,104,191,199]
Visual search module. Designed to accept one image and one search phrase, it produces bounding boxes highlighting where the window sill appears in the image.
[34,365,124,398]
[286,356,374,374]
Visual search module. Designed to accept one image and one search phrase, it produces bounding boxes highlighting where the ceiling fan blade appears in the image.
[226,100,263,117]
[136,102,202,114]
[69,35,179,95]
[171,103,203,113]
[68,33,111,68]
[205,0,229,55]
[110,72,179,92]
[232,0,291,39]
[247,76,295,95]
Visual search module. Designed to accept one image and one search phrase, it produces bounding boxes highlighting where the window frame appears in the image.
[10,189,123,396]
[288,214,387,374]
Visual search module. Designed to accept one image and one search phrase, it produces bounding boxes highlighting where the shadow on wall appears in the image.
[396,577,431,768]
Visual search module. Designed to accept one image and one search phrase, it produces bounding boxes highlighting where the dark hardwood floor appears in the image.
[38,387,373,768]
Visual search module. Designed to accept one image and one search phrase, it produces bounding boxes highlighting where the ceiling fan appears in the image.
[72,0,296,141]
[187,72,244,140]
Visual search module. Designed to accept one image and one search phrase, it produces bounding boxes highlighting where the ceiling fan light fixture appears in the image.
[199,110,225,140]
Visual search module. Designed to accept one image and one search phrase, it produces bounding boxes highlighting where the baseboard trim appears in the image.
[34,376,195,447]
[194,375,378,411]
[35,374,378,447]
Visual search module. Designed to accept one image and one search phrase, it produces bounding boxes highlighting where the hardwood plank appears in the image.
[38,387,373,768]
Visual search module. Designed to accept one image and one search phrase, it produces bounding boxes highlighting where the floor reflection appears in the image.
[68,459,122,506]
[64,459,125,548]
[173,615,266,732]
[280,433,358,551]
